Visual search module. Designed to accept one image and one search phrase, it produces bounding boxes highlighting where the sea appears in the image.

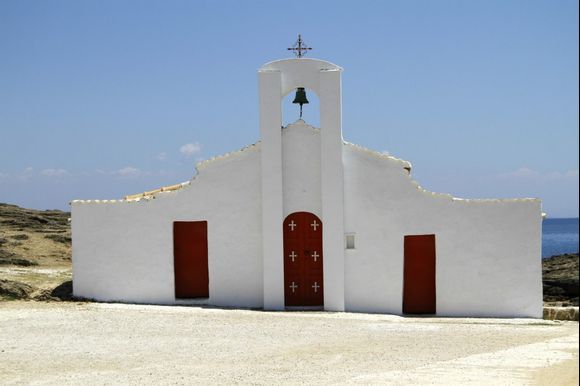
[542,218,579,258]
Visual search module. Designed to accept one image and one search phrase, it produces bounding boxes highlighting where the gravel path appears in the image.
[0,301,577,385]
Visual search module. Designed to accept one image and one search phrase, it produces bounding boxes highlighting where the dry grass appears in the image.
[0,203,71,299]
[0,267,71,290]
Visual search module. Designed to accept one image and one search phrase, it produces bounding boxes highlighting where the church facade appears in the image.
[71,57,543,318]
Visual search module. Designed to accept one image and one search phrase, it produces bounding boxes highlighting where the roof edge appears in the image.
[259,58,342,72]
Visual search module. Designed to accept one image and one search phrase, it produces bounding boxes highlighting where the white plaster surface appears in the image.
[258,58,345,311]
[259,58,341,97]
[259,69,284,310]
[282,121,321,218]
[319,68,346,311]
[342,144,542,317]
[72,144,263,308]
[72,57,542,318]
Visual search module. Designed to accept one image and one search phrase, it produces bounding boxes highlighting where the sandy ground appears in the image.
[0,301,578,385]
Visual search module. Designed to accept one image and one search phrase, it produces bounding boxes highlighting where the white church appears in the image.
[71,39,543,318]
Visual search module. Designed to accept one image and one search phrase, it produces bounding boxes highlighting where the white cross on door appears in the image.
[289,282,298,293]
[289,251,297,262]
[311,220,319,231]
[288,220,297,231]
[312,282,320,293]
[311,251,319,262]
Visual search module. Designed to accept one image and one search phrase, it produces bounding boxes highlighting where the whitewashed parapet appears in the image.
[345,140,540,205]
[196,142,260,171]
[344,141,412,170]
[123,181,192,202]
[71,199,124,205]
[71,141,261,205]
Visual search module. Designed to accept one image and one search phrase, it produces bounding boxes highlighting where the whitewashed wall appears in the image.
[342,144,543,318]
[259,58,345,311]
[282,121,322,218]
[72,145,264,308]
[72,123,542,318]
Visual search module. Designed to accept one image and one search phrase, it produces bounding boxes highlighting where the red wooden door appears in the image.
[403,234,436,314]
[173,221,209,298]
[283,212,323,307]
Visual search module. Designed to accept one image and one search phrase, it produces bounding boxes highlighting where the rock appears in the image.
[0,248,38,266]
[10,234,29,240]
[34,280,73,301]
[0,279,34,299]
[543,253,579,306]
[51,280,73,300]
[543,306,579,321]
[30,215,49,224]
[0,257,38,266]
[0,249,16,260]
[44,234,72,244]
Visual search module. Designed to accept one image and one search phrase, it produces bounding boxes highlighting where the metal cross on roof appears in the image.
[287,34,312,58]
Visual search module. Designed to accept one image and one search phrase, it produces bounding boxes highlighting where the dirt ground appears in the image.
[0,301,577,385]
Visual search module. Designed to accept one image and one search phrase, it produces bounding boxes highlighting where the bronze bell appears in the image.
[292,87,309,118]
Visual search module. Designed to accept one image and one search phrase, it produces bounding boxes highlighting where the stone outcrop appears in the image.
[543,306,579,321]
[543,253,579,307]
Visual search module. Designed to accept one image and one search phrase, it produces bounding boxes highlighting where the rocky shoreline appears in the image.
[542,253,579,306]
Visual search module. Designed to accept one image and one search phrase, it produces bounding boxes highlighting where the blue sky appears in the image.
[0,0,578,217]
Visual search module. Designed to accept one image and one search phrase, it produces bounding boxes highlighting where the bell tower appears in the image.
[258,51,345,311]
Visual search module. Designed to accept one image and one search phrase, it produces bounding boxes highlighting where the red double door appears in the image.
[283,212,323,307]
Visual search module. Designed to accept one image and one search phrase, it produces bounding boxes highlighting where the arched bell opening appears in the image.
[282,87,320,128]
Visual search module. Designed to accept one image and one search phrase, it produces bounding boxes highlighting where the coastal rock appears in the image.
[0,279,34,299]
[543,253,579,306]
[543,306,579,321]
[34,280,74,301]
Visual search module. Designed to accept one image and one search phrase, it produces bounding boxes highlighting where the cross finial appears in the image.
[287,34,312,58]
